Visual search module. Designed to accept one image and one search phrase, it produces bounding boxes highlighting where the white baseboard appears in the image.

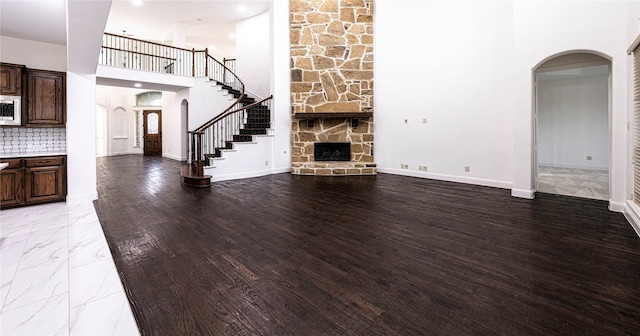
[66,192,98,205]
[208,168,274,182]
[609,200,625,213]
[162,153,184,161]
[377,168,512,190]
[624,201,640,238]
[272,167,292,174]
[512,188,535,199]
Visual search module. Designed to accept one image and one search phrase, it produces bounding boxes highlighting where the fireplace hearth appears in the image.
[314,142,350,161]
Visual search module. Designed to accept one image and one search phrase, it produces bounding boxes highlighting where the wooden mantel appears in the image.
[293,112,373,120]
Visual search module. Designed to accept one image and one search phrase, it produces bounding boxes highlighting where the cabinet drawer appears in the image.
[1,158,22,169]
[25,156,64,168]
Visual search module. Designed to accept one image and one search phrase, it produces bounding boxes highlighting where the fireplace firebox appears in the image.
[314,142,351,161]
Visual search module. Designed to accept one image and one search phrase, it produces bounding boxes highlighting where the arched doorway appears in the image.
[534,52,611,200]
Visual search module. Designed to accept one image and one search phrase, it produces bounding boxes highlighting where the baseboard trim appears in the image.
[162,153,183,161]
[207,168,274,182]
[273,167,292,174]
[377,168,512,190]
[609,200,625,213]
[512,188,535,199]
[624,201,640,238]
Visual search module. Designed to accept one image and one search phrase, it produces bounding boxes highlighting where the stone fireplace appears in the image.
[290,0,376,176]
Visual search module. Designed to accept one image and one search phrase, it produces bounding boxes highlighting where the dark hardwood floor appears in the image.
[94,155,640,336]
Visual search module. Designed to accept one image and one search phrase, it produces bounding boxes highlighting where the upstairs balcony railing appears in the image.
[99,32,237,87]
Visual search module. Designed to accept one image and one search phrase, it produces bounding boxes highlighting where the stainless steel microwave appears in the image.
[0,95,21,126]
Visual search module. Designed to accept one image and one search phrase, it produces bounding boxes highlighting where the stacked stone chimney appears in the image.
[290,0,376,176]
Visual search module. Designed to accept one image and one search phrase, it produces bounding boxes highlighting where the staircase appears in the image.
[183,70,273,187]
[98,33,274,187]
[203,81,272,164]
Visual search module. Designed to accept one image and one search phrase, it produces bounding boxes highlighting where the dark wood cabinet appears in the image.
[0,63,23,96]
[26,69,66,127]
[0,155,66,209]
[0,159,24,207]
[24,157,66,203]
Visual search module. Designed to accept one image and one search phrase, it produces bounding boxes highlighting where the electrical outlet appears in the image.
[418,165,428,171]
[464,166,470,172]
[586,156,592,161]
[265,160,269,166]
[403,119,408,124]
[401,164,408,169]
[422,118,427,124]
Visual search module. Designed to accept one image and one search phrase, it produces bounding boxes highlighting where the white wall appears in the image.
[513,1,635,210]
[537,73,609,170]
[236,10,271,98]
[374,1,635,211]
[0,36,66,71]
[95,85,139,156]
[186,78,239,130]
[67,72,98,203]
[375,1,515,189]
[271,0,292,174]
[160,91,183,161]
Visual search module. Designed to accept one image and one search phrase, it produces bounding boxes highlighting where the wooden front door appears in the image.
[143,110,162,155]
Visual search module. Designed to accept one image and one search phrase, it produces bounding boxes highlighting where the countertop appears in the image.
[1,151,67,159]
[0,163,8,170]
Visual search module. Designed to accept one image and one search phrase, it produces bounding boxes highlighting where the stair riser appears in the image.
[239,130,267,135]
[243,124,271,129]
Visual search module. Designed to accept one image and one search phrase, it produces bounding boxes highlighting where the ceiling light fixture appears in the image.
[238,5,247,12]
[132,0,143,7]
[229,33,236,40]
[134,83,142,88]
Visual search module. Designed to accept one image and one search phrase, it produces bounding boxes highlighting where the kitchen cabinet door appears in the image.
[25,165,66,203]
[26,69,65,127]
[0,63,23,96]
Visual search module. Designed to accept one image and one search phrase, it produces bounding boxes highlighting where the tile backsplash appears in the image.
[1,127,67,155]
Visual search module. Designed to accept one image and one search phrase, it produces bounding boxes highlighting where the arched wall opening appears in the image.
[532,51,612,201]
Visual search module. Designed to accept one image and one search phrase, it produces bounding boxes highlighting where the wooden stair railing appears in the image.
[183,55,273,187]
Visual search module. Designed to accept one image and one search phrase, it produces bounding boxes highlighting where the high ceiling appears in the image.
[105,0,270,58]
[0,0,269,58]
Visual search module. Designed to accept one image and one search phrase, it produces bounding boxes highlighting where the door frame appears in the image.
[532,51,612,200]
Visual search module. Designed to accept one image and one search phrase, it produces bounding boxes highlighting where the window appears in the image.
[147,112,159,134]
[133,110,141,147]
[136,91,162,107]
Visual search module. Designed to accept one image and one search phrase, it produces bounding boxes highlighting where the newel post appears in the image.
[204,48,208,78]
[191,48,195,77]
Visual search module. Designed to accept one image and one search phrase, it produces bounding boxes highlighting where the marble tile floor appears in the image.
[538,165,609,201]
[0,201,139,336]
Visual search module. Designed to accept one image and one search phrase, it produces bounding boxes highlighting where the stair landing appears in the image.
[180,165,212,187]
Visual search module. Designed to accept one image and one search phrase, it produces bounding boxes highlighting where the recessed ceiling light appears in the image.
[238,5,247,12]
[134,83,142,88]
[132,0,143,7]
[229,33,236,40]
